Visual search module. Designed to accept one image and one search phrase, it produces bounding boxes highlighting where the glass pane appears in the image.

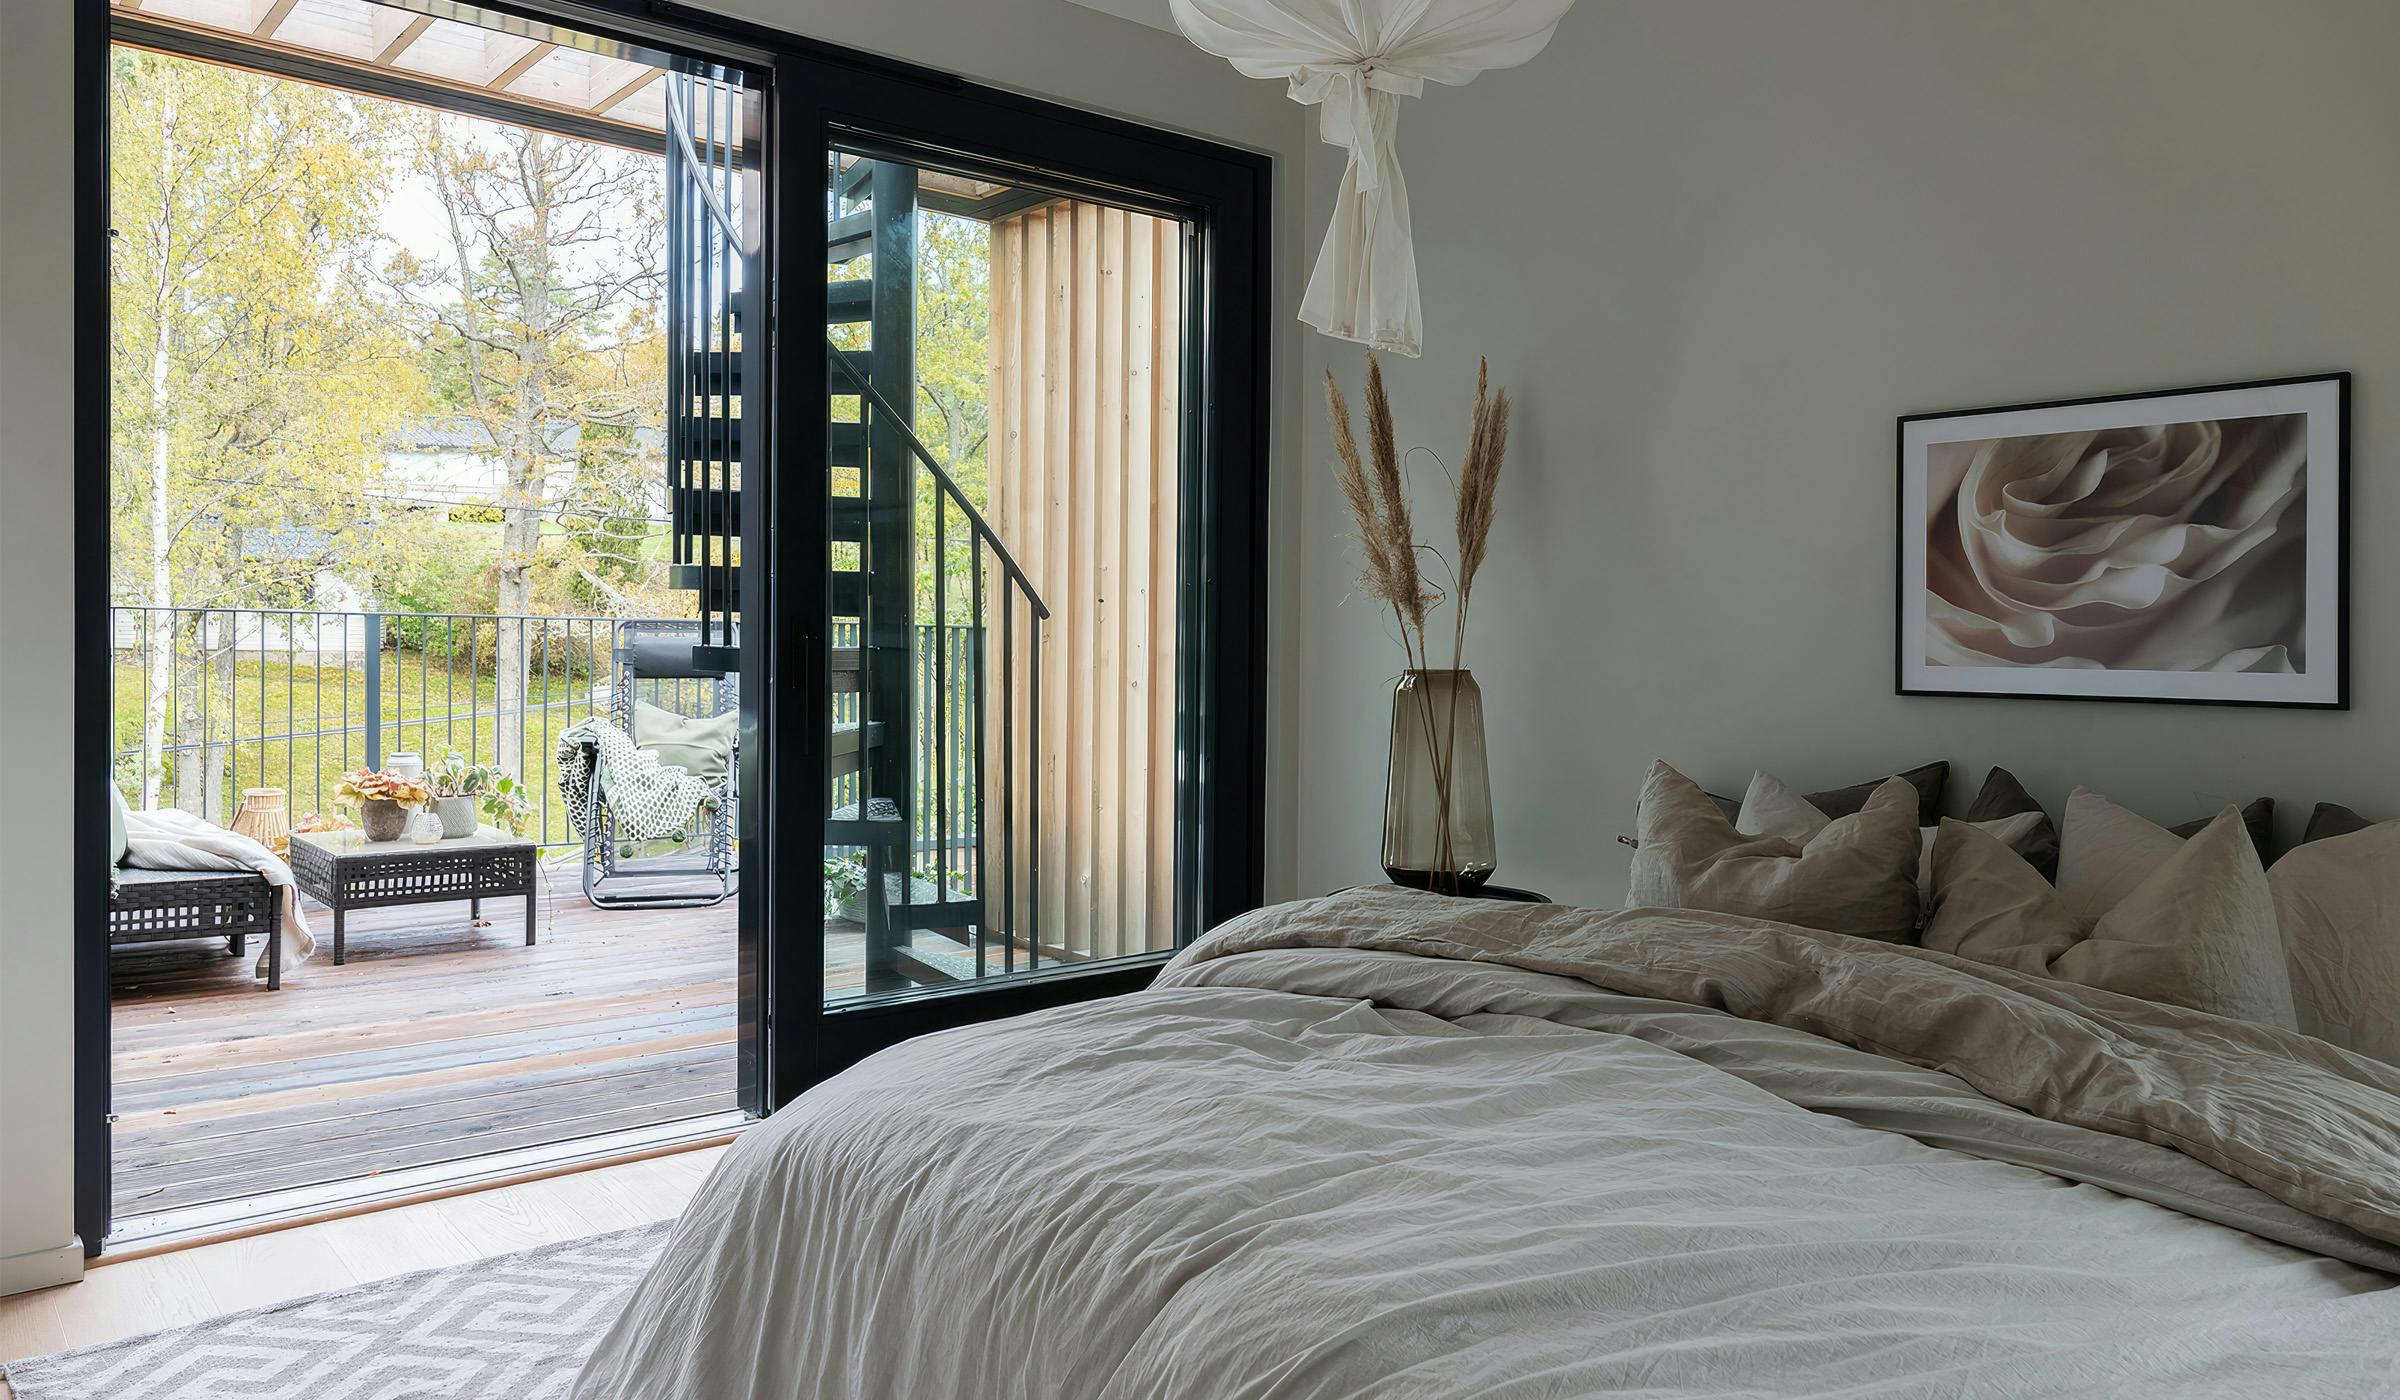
[825,145,1189,1007]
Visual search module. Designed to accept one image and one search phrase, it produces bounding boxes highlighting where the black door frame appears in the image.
[71,0,1271,1251]
[782,58,1271,1087]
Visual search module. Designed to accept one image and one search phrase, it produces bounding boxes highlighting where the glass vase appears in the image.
[1381,669,1496,895]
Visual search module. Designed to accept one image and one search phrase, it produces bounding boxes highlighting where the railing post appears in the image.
[363,612,383,772]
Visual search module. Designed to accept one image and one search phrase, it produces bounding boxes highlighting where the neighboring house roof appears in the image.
[390,416,666,456]
[240,524,341,561]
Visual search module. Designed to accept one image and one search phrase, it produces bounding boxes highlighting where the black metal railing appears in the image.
[830,341,1049,974]
[110,604,1005,859]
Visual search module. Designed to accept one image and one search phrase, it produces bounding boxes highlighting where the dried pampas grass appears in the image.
[1325,352,1512,673]
[1326,360,1435,665]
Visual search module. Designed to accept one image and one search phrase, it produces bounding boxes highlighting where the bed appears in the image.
[572,886,2400,1399]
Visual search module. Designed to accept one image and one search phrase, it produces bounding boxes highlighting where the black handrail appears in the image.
[663,76,739,238]
[827,339,1050,620]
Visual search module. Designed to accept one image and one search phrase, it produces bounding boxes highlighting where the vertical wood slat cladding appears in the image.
[988,201,1182,962]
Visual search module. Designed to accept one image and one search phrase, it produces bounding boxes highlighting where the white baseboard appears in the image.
[0,1237,84,1296]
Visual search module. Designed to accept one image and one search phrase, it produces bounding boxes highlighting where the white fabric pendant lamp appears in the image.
[1169,0,1575,357]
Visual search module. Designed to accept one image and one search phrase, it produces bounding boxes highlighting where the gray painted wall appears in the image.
[0,0,1304,1292]
[0,0,83,1299]
[1293,0,2400,905]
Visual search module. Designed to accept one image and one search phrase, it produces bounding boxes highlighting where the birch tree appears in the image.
[108,51,411,811]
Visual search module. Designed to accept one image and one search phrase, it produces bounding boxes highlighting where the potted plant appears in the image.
[333,768,434,842]
[428,748,534,839]
[824,853,868,923]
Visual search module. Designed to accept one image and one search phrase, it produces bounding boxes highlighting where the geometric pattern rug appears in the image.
[3,1222,669,1400]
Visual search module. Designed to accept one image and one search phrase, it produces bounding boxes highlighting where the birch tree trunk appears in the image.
[491,133,555,779]
[139,86,179,811]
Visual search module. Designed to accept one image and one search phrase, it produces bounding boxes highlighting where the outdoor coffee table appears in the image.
[289,826,539,965]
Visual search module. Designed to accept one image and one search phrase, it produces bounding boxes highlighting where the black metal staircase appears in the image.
[822,152,1050,996]
[660,97,1049,990]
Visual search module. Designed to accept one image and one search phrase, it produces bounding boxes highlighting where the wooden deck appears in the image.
[109,869,739,1222]
[107,860,902,1223]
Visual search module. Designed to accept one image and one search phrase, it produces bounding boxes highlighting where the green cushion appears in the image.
[633,699,736,784]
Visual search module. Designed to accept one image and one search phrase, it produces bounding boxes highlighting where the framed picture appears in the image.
[1897,373,2348,709]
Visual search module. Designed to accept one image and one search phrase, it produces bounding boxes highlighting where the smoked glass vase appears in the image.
[1381,669,1496,895]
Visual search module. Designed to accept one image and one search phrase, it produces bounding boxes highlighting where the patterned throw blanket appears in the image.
[557,716,717,843]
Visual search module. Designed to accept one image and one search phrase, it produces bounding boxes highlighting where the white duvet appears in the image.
[574,889,2400,1399]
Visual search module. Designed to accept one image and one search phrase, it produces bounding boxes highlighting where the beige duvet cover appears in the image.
[574,888,2400,1399]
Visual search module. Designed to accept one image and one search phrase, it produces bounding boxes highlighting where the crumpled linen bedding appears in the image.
[573,888,2400,1399]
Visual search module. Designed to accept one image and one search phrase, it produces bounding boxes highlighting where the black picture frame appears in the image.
[1895,372,2350,710]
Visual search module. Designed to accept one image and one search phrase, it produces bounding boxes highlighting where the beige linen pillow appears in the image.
[1737,770,2044,910]
[2055,787,2189,926]
[2269,823,2400,1065]
[1924,808,2299,1028]
[1631,761,1920,941]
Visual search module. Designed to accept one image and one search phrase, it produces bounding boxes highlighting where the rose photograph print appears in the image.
[1898,374,2348,708]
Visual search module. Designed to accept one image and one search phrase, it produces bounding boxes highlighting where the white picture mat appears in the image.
[1899,378,2343,705]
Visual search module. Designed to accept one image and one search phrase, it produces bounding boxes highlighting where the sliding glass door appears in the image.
[761,59,1271,1091]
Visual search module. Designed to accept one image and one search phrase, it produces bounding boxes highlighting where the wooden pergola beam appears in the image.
[373,15,434,68]
[589,68,657,118]
[488,40,557,93]
[252,0,302,40]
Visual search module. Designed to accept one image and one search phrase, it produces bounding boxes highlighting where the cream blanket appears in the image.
[121,805,317,978]
[575,888,2400,1399]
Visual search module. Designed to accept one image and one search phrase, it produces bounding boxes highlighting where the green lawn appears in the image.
[113,650,602,843]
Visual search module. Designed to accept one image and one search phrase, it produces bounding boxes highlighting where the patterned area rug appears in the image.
[4,1222,668,1400]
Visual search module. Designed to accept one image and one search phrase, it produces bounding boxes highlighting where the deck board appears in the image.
[110,872,797,1222]
[108,860,1010,1223]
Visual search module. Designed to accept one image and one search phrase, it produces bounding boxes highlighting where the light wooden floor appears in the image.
[0,1145,729,1392]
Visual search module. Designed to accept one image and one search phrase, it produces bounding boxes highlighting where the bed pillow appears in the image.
[1631,761,1920,941]
[1925,809,2297,1028]
[1705,760,1947,829]
[1962,766,2060,882]
[2167,797,2278,862]
[1967,768,2273,879]
[1736,770,2045,912]
[2268,822,2400,1065]
[2299,803,2375,846]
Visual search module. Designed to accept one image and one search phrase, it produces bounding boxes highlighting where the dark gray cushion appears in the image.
[1964,767,2061,883]
[2167,798,2276,864]
[2299,803,2375,846]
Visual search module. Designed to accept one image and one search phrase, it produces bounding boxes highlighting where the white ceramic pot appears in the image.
[433,795,478,839]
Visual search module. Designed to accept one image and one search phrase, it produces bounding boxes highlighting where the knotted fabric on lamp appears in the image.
[1169,0,1574,356]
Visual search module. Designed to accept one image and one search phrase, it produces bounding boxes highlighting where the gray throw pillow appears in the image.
[1963,766,2060,882]
[2300,803,2375,846]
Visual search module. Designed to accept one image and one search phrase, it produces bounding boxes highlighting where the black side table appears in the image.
[1334,882,1553,903]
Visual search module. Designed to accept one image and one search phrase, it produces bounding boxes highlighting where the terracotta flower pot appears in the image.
[361,798,407,843]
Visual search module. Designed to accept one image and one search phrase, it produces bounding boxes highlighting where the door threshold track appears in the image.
[101,1109,747,1263]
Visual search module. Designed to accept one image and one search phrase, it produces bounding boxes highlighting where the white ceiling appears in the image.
[1058,0,1181,36]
